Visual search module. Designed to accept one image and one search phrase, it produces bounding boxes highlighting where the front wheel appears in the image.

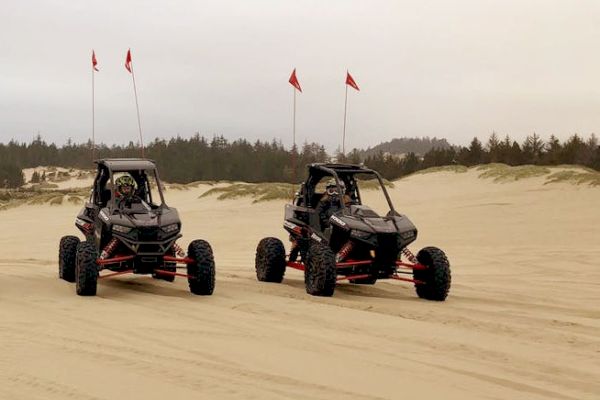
[59,235,80,282]
[75,241,99,296]
[187,240,215,295]
[255,237,286,282]
[413,247,451,301]
[305,243,336,296]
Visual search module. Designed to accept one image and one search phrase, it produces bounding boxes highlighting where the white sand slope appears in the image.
[22,167,94,190]
[0,169,599,400]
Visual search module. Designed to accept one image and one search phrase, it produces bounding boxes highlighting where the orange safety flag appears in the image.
[289,68,302,92]
[125,49,132,73]
[346,71,359,91]
[92,50,99,71]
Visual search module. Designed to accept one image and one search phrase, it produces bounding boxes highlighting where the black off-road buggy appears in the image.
[58,159,215,296]
[255,163,451,300]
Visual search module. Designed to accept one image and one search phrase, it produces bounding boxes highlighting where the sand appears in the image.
[0,169,599,400]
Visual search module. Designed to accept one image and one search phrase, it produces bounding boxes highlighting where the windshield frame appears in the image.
[316,166,396,214]
[107,167,166,211]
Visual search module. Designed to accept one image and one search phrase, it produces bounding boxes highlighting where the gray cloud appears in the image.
[1,0,600,150]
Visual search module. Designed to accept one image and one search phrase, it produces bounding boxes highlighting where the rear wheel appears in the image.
[413,246,451,301]
[305,243,336,296]
[59,235,80,282]
[255,237,286,283]
[187,240,215,295]
[76,241,99,296]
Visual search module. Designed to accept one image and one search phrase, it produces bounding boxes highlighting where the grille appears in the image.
[375,233,399,265]
[138,227,159,241]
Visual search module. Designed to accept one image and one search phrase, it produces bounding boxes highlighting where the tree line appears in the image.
[0,132,598,188]
[342,133,600,180]
[358,137,451,158]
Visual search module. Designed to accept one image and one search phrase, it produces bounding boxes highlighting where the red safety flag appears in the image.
[346,71,360,91]
[125,49,132,73]
[289,68,302,92]
[92,50,99,71]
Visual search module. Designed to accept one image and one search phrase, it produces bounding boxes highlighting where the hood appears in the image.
[332,204,417,236]
[101,206,181,228]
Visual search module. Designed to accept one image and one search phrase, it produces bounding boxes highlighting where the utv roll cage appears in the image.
[92,158,166,210]
[297,163,396,214]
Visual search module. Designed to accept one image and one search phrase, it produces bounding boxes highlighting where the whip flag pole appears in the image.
[91,50,99,161]
[342,70,360,155]
[289,68,302,149]
[125,49,145,158]
[288,68,302,188]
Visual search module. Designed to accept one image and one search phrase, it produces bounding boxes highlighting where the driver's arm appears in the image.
[316,195,330,225]
[343,194,352,207]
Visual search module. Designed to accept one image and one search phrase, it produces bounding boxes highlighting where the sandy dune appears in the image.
[1,169,599,400]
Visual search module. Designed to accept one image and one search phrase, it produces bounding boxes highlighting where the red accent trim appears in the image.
[99,269,134,279]
[390,275,424,284]
[97,255,135,265]
[336,259,373,267]
[396,261,428,270]
[286,261,305,271]
[164,256,195,264]
[153,269,191,279]
[337,274,371,282]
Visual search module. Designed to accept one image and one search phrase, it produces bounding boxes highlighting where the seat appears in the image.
[100,189,112,207]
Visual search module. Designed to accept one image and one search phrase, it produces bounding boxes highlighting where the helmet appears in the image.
[325,178,341,196]
[115,175,136,197]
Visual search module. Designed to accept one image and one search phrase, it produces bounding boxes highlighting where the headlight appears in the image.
[351,230,372,239]
[399,230,416,240]
[162,223,179,234]
[112,225,132,234]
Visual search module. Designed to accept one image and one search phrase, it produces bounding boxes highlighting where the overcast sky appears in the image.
[1,0,600,150]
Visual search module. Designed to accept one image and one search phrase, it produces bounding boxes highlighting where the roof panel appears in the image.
[95,158,157,171]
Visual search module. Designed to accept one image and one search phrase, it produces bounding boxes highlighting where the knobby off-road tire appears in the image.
[255,237,286,283]
[304,243,336,296]
[413,246,451,301]
[187,240,215,295]
[76,241,99,296]
[59,235,80,282]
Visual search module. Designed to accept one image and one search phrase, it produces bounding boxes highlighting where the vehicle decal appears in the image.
[330,215,347,227]
[284,221,298,230]
[99,210,109,222]
[310,233,322,243]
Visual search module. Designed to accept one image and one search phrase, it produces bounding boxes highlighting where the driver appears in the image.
[114,175,139,207]
[316,179,351,230]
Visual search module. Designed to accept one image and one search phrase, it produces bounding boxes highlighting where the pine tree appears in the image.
[543,135,562,165]
[486,132,500,163]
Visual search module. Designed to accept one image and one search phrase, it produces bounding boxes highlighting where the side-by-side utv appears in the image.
[58,159,215,296]
[255,163,451,300]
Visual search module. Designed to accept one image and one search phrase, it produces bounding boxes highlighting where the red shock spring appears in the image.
[401,247,418,263]
[172,242,186,257]
[83,223,93,235]
[100,238,119,260]
[336,241,354,262]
